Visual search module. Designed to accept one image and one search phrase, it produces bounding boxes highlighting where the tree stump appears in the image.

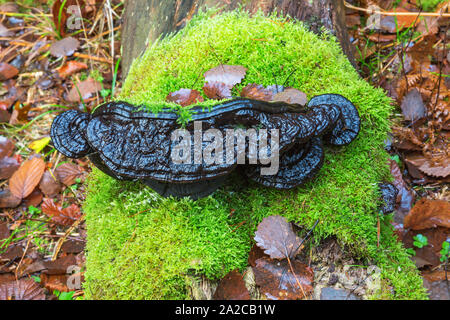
[121,0,356,77]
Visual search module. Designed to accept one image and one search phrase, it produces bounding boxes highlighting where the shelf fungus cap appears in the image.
[307,94,360,146]
[50,109,92,158]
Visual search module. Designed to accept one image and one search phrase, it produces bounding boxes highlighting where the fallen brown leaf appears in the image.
[213,270,250,300]
[9,157,46,199]
[57,60,88,79]
[41,198,82,226]
[49,37,80,58]
[55,162,83,186]
[404,198,450,230]
[66,78,102,102]
[39,170,62,196]
[203,81,232,100]
[0,63,18,81]
[0,279,45,300]
[204,65,247,89]
[166,88,204,106]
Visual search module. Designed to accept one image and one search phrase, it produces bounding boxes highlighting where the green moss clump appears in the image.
[83,10,427,299]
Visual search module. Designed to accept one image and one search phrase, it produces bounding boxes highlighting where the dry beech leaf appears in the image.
[49,37,80,58]
[0,221,10,241]
[213,270,250,300]
[55,162,83,186]
[0,279,45,300]
[204,65,247,89]
[272,88,307,105]
[40,274,70,293]
[253,257,314,300]
[166,88,204,106]
[42,255,77,275]
[0,156,19,179]
[0,63,19,81]
[23,187,43,208]
[57,60,88,79]
[42,198,82,226]
[9,157,46,199]
[66,78,102,102]
[254,215,302,260]
[389,159,414,218]
[203,82,232,100]
[0,189,21,208]
[39,170,62,196]
[240,84,273,101]
[405,155,450,178]
[400,88,426,121]
[404,198,450,230]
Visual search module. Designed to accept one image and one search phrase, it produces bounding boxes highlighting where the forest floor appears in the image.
[0,0,448,300]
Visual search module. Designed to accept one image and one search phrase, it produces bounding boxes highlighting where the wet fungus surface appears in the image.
[50,94,360,199]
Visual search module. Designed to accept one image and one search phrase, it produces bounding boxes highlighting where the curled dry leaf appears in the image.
[9,157,46,199]
[204,65,247,88]
[42,255,77,275]
[166,88,204,106]
[55,162,83,186]
[404,198,450,230]
[389,159,414,220]
[57,60,88,79]
[0,279,45,300]
[23,187,43,208]
[213,270,250,300]
[41,198,82,226]
[254,215,302,260]
[49,37,80,58]
[405,154,450,178]
[253,257,314,300]
[66,78,102,102]
[39,170,62,196]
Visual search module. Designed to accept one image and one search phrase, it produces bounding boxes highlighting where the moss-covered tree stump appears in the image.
[83,10,427,299]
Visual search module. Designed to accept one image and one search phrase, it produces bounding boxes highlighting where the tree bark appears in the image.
[121,0,356,77]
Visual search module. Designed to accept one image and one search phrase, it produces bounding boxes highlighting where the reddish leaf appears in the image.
[0,189,21,209]
[0,245,23,261]
[61,239,85,254]
[253,257,313,300]
[0,279,45,300]
[55,162,83,186]
[367,33,397,43]
[57,60,88,78]
[42,198,82,226]
[0,156,19,179]
[0,63,18,81]
[272,88,307,105]
[9,157,46,199]
[40,274,70,293]
[213,270,250,300]
[0,136,14,159]
[404,198,450,230]
[166,89,204,106]
[39,170,62,196]
[49,37,80,58]
[204,65,247,89]
[203,82,232,100]
[254,215,302,260]
[0,222,10,241]
[240,84,273,101]
[66,78,102,102]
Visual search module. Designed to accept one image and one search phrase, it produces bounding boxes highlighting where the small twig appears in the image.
[51,214,85,261]
[343,1,450,17]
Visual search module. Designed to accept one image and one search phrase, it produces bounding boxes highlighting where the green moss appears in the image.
[83,10,427,299]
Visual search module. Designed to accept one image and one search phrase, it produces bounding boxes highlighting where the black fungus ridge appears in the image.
[50,94,361,199]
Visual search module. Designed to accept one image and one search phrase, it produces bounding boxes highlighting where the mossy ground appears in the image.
[83,10,427,299]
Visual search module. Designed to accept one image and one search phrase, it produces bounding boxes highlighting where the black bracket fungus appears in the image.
[50,94,361,199]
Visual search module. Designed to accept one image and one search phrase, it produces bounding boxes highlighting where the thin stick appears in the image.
[344,1,450,17]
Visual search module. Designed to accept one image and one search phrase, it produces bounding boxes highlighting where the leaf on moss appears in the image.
[254,215,302,259]
[42,198,82,226]
[404,198,450,230]
[253,257,313,300]
[204,65,247,88]
[272,88,307,105]
[9,157,46,199]
[213,269,250,300]
[0,279,45,300]
[166,88,204,106]
[203,81,232,100]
